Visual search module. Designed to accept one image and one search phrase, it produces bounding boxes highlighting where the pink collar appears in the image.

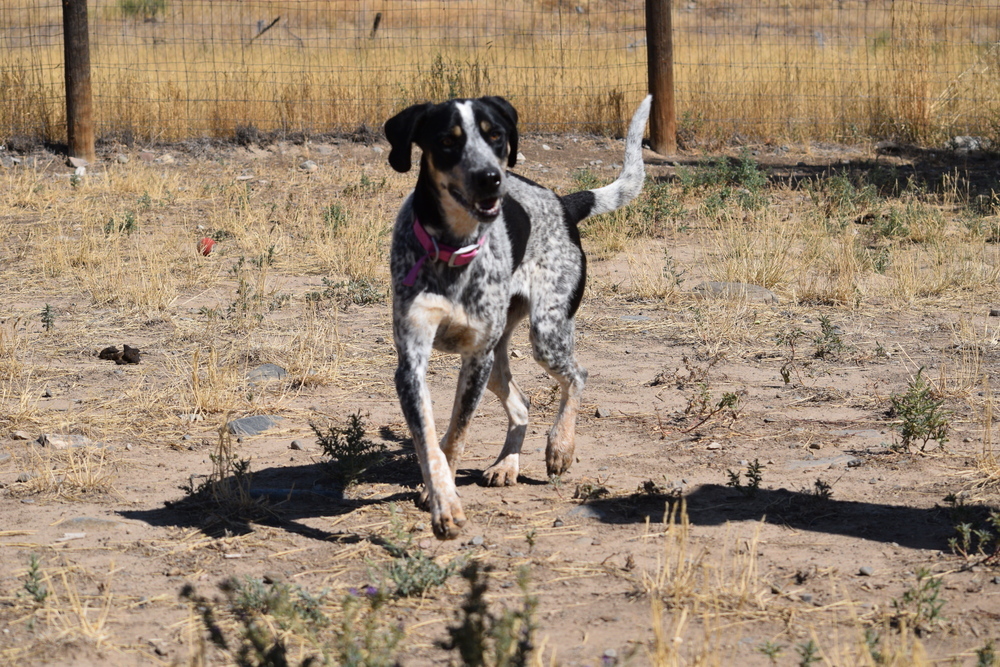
[402,216,488,286]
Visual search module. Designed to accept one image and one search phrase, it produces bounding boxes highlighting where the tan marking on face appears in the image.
[451,124,463,137]
[480,120,492,133]
[424,153,482,240]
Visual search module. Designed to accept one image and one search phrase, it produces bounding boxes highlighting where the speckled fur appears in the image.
[385,95,652,539]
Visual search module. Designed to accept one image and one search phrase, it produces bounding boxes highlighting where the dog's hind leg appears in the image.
[440,353,494,478]
[530,316,587,477]
[482,328,531,486]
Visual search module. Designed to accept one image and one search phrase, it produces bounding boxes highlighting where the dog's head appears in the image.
[385,97,518,225]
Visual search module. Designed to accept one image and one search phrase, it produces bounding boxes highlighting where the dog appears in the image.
[384,94,652,539]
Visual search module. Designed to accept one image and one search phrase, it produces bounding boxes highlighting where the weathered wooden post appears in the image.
[646,0,677,155]
[62,0,96,163]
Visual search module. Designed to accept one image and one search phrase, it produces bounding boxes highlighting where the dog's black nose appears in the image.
[472,168,502,193]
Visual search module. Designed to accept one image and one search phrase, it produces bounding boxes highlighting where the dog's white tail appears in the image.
[586,95,652,217]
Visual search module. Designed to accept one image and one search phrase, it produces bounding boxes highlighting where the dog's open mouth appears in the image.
[449,186,502,221]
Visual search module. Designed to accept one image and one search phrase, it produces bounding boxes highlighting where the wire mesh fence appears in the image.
[2,0,1000,147]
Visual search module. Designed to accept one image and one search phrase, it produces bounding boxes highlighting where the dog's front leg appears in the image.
[395,339,467,540]
[440,353,494,477]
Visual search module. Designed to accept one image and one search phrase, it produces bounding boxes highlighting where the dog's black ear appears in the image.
[384,102,432,173]
[480,96,519,168]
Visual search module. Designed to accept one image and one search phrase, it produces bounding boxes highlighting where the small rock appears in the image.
[16,472,33,483]
[74,166,86,177]
[67,156,89,168]
[541,144,551,151]
[414,522,427,532]
[226,415,281,436]
[595,406,612,418]
[290,440,304,450]
[418,538,433,549]
[179,413,204,423]
[800,593,813,603]
[706,441,722,450]
[299,160,318,173]
[603,649,618,659]
[247,363,287,384]
[809,442,822,450]
[60,516,120,531]
[859,566,874,577]
[991,576,1000,585]
[510,349,524,359]
[371,145,384,155]
[115,153,129,164]
[11,430,31,441]
[181,434,192,442]
[553,518,564,528]
[139,151,155,163]
[155,153,175,164]
[692,281,779,304]
[990,309,1000,318]
[516,152,526,162]
[38,434,95,450]
[471,535,485,546]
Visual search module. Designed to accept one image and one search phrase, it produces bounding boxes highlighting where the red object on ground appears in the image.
[198,237,215,256]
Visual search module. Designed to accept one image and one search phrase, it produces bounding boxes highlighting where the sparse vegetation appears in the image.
[892,568,946,634]
[313,412,386,488]
[4,71,1000,664]
[727,459,765,498]
[890,369,950,452]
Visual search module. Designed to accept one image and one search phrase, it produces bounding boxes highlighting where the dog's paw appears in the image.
[545,444,574,477]
[482,461,519,487]
[429,492,467,540]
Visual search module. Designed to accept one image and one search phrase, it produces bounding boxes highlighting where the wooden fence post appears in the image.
[62,0,96,163]
[646,0,677,155]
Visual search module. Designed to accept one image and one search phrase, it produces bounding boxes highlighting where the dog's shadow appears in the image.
[119,447,423,542]
[579,484,964,552]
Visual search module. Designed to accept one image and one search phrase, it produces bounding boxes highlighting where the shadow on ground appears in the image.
[578,484,958,552]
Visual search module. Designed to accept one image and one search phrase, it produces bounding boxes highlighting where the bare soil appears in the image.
[2,134,1000,666]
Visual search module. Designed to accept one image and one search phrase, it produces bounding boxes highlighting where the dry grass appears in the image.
[5,1,1000,143]
[4,123,1000,663]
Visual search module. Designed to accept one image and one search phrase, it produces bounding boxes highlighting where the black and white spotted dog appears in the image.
[384,94,652,539]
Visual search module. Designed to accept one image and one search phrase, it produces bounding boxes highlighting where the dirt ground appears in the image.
[2,130,1000,666]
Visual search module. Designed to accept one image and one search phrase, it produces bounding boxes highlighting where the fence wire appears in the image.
[2,1,1000,146]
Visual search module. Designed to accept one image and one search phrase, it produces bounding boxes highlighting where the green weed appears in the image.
[726,459,764,498]
[104,210,138,235]
[313,412,386,488]
[22,554,48,604]
[372,505,463,598]
[438,562,538,667]
[796,639,821,666]
[813,315,848,359]
[892,568,945,634]
[39,303,55,332]
[889,369,950,452]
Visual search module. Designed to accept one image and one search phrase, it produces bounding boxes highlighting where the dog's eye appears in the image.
[488,131,502,143]
[441,136,457,148]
